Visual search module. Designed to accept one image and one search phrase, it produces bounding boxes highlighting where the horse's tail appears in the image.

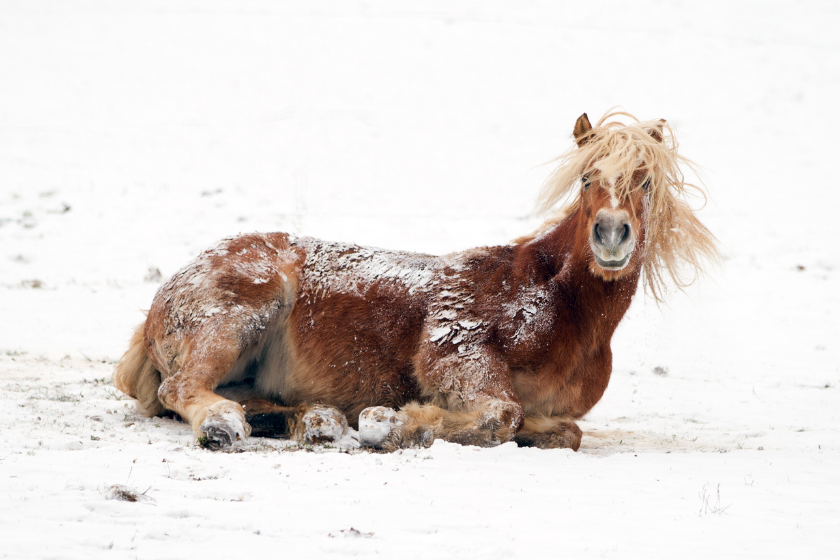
[113,321,166,417]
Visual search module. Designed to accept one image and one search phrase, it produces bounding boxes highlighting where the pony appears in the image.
[114,111,718,451]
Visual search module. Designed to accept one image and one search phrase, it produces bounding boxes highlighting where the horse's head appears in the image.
[534,110,719,299]
[573,113,657,281]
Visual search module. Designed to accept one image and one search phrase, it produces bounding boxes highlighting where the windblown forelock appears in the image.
[532,111,720,301]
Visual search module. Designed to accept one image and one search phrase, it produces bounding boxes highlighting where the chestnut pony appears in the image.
[114,111,717,451]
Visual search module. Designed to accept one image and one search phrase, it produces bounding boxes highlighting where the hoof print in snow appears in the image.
[301,406,348,445]
[359,406,403,448]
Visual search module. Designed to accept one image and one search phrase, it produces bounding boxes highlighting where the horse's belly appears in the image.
[253,296,424,418]
[281,354,420,420]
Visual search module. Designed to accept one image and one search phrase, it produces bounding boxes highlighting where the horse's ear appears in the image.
[573,113,593,147]
[648,119,666,143]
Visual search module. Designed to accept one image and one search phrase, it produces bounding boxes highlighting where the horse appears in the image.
[113,111,718,451]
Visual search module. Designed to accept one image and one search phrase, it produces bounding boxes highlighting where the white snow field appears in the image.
[1,1,839,558]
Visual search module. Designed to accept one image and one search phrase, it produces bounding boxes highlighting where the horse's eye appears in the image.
[582,174,591,191]
[641,178,651,192]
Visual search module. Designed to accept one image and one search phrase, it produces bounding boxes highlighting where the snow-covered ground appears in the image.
[2,1,839,558]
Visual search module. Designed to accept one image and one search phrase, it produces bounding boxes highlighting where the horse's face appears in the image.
[579,170,648,281]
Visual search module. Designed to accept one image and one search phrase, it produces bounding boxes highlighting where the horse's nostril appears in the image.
[620,224,630,244]
[593,223,603,244]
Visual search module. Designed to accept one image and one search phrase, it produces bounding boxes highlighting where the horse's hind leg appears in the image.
[160,345,355,449]
[513,416,582,451]
[154,333,252,450]
[238,398,354,445]
[216,380,357,446]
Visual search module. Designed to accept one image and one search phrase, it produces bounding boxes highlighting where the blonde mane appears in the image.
[528,111,719,301]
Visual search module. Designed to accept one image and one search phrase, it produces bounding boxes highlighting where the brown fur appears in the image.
[573,112,594,147]
[513,416,582,450]
[113,111,717,451]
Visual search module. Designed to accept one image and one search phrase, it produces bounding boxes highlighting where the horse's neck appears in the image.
[524,209,641,346]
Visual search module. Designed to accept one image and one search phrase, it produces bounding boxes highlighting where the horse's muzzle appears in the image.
[590,209,635,270]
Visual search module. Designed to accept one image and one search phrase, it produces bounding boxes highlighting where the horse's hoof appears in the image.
[359,406,403,448]
[198,403,251,450]
[513,420,582,451]
[301,406,348,444]
[199,422,235,450]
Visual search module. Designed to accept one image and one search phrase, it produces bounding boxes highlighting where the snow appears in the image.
[299,237,437,297]
[429,326,453,342]
[1,1,839,558]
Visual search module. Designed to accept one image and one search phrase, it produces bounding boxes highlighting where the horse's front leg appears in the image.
[513,416,582,451]
[360,347,524,449]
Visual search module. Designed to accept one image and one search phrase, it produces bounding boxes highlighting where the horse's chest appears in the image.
[512,369,575,417]
[511,348,612,419]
